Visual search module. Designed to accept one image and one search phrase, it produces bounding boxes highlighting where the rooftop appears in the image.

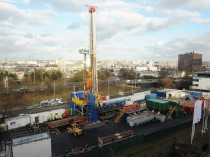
[11,128,50,146]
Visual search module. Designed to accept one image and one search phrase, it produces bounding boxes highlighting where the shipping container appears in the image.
[30,113,39,124]
[145,93,157,99]
[6,115,30,130]
[166,90,187,99]
[151,90,166,98]
[188,92,202,99]
[181,100,204,115]
[146,99,169,111]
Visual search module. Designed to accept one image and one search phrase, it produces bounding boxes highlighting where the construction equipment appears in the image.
[67,123,83,136]
[70,5,99,122]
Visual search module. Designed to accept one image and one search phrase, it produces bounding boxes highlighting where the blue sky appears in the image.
[0,0,210,61]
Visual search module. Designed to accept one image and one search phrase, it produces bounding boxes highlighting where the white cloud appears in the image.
[0,2,53,26]
[23,0,30,4]
[158,0,210,10]
[145,32,210,61]
[0,0,210,61]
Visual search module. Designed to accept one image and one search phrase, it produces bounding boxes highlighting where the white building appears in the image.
[149,66,158,71]
[11,71,25,80]
[9,129,52,157]
[191,72,210,91]
[136,66,148,71]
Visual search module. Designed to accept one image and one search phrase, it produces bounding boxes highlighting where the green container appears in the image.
[146,99,170,111]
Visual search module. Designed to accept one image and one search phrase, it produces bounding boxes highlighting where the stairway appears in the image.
[114,109,125,123]
[167,106,176,120]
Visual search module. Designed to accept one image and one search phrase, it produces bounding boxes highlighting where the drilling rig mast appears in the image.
[71,6,99,122]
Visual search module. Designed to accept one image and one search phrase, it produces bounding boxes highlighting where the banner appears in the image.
[191,100,202,144]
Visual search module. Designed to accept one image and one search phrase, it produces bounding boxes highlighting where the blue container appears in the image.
[145,93,157,99]
[189,92,202,98]
[151,90,166,98]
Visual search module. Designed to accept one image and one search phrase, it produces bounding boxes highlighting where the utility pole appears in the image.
[132,80,133,94]
[34,68,36,86]
[135,71,137,88]
[33,68,36,99]
[41,71,43,86]
[54,81,55,100]
[108,78,110,96]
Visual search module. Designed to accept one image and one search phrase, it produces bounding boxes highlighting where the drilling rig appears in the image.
[70,6,99,122]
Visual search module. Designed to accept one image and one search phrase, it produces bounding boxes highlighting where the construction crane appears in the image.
[71,6,99,122]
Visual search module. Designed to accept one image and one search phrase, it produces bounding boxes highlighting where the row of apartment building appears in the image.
[0,52,210,91]
[0,58,179,79]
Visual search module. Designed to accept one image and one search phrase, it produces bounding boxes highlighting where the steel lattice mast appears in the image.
[89,6,98,96]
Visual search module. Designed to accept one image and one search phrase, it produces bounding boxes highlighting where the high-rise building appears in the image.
[178,52,202,72]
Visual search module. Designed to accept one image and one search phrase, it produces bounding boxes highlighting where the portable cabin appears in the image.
[5,115,30,130]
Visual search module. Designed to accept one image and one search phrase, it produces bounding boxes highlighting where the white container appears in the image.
[6,115,30,130]
[0,123,7,132]
[30,113,39,124]
[49,109,65,116]
[37,112,51,123]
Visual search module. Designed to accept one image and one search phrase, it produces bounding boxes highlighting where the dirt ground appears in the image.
[115,121,210,157]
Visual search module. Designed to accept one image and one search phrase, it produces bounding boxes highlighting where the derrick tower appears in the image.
[89,6,98,95]
[71,6,99,122]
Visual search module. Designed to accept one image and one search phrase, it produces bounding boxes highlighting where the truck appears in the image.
[67,123,82,136]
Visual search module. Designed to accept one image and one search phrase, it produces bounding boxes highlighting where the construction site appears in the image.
[0,5,210,157]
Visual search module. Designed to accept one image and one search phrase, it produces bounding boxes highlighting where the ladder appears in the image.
[114,109,126,123]
[167,106,176,120]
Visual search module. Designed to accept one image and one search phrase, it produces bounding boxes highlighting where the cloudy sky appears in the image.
[0,0,210,61]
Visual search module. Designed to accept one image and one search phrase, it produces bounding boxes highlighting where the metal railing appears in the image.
[11,127,50,146]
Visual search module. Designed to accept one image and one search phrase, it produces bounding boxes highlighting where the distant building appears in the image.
[178,52,202,73]
[11,71,25,80]
[160,67,177,77]
[191,72,210,91]
[158,61,178,68]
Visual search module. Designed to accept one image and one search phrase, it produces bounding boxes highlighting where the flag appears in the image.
[191,100,202,144]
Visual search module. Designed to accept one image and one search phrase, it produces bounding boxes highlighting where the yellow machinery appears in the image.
[67,123,83,136]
